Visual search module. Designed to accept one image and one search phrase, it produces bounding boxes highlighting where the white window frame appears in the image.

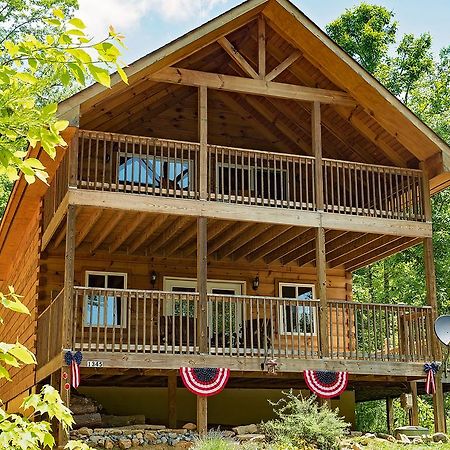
[278,282,317,336]
[162,276,245,316]
[118,153,194,189]
[84,271,128,328]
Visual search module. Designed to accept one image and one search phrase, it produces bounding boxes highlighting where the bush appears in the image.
[191,431,239,450]
[261,391,349,450]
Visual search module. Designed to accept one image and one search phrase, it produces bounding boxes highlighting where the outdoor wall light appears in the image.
[150,270,157,287]
[252,276,259,291]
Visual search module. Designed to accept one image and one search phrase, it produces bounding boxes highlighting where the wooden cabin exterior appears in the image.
[1,0,450,437]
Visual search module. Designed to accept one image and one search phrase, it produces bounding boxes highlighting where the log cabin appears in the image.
[1,0,450,440]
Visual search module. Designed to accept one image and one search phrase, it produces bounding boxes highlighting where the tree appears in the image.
[325,3,397,74]
[0,2,127,448]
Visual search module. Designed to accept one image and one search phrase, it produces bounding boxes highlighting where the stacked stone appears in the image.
[70,423,199,448]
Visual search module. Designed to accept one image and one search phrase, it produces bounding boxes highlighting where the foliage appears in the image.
[355,397,436,434]
[326,3,397,74]
[191,431,240,450]
[0,2,127,185]
[261,391,349,450]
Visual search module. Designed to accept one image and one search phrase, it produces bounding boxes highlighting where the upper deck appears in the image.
[42,129,430,249]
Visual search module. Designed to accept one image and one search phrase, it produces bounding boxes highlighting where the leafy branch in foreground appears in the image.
[0,7,128,184]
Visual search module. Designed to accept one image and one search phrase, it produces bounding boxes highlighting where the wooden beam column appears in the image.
[409,381,419,426]
[421,163,446,432]
[198,86,208,200]
[258,15,266,79]
[197,85,209,435]
[386,397,394,434]
[313,102,329,356]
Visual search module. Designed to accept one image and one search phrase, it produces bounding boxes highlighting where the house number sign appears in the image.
[86,360,104,368]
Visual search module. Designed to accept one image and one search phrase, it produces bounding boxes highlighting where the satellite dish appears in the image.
[434,315,450,346]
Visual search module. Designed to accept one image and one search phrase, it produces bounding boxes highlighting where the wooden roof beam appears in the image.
[208,222,253,255]
[216,223,271,260]
[164,221,198,256]
[247,226,307,262]
[128,214,168,254]
[90,211,125,253]
[264,228,316,264]
[296,230,346,266]
[258,15,266,78]
[231,224,289,260]
[256,30,408,167]
[265,50,301,82]
[218,37,259,79]
[149,67,357,106]
[75,209,102,248]
[327,233,381,266]
[149,216,193,254]
[109,212,146,252]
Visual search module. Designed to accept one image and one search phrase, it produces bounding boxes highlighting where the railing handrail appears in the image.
[79,129,201,148]
[37,288,65,320]
[328,299,432,310]
[322,157,422,174]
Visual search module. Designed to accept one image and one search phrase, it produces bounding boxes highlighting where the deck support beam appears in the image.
[409,381,419,426]
[386,397,394,434]
[313,102,329,357]
[421,163,446,432]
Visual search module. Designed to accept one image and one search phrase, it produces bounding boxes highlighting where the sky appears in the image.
[77,0,450,64]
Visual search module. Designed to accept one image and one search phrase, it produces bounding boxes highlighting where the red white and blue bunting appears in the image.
[180,367,230,397]
[64,351,83,389]
[304,370,348,399]
[424,362,440,395]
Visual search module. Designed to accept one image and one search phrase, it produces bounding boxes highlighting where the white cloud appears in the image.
[78,0,228,37]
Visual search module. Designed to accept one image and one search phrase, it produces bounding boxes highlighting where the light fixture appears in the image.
[150,271,157,288]
[252,276,259,291]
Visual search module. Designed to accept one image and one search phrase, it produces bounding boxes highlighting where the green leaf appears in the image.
[69,18,87,29]
[0,366,11,381]
[117,65,128,85]
[88,64,111,87]
[53,120,69,132]
[53,8,65,19]
[42,103,58,116]
[9,343,36,365]
[15,73,37,84]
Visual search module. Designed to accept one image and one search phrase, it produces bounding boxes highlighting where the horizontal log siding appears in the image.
[0,206,41,407]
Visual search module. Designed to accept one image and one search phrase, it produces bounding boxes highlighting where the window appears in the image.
[84,272,127,327]
[216,162,287,201]
[279,283,316,335]
[118,155,192,190]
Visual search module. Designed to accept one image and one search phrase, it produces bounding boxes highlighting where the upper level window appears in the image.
[84,271,127,327]
[279,283,316,335]
[118,155,191,190]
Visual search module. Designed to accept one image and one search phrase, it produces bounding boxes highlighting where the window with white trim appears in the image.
[84,271,127,327]
[279,283,316,335]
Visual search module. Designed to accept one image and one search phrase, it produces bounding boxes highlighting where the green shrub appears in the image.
[191,431,240,450]
[261,391,349,450]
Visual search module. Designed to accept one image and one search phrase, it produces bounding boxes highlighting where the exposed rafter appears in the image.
[217,37,259,79]
[149,67,357,106]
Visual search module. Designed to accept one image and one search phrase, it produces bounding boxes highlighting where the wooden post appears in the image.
[386,397,394,434]
[63,205,76,350]
[409,381,419,426]
[198,86,208,200]
[197,396,208,435]
[434,372,446,433]
[258,15,266,79]
[316,227,329,357]
[421,163,445,432]
[312,102,323,211]
[58,366,71,448]
[168,371,177,429]
[68,129,79,188]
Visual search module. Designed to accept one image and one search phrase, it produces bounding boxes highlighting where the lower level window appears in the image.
[84,272,127,327]
[279,283,316,335]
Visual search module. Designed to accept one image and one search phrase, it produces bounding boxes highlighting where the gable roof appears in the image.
[56,0,450,189]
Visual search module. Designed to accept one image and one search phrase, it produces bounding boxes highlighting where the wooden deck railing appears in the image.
[207,145,315,210]
[323,159,425,221]
[65,287,433,363]
[328,300,433,362]
[36,289,64,367]
[42,150,69,231]
[42,130,427,231]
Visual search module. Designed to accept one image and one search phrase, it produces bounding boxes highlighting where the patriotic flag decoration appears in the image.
[64,351,83,389]
[304,370,348,399]
[424,362,440,395]
[180,367,230,397]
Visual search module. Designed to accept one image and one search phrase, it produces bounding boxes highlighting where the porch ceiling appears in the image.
[49,207,420,271]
